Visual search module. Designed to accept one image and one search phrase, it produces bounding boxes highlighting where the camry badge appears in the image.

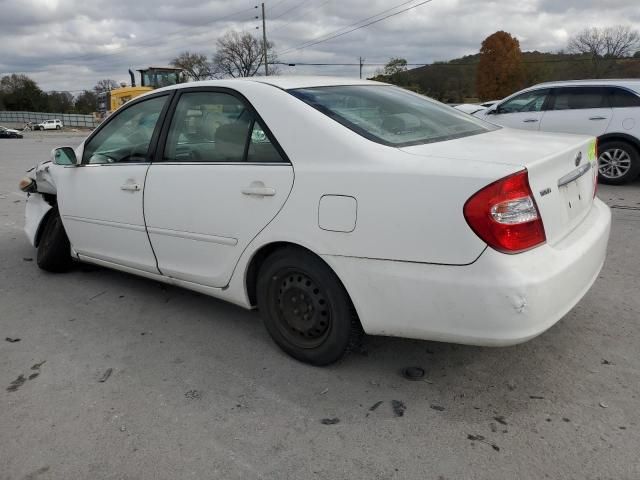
[575,151,582,167]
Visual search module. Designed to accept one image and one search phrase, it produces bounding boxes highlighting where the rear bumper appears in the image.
[322,198,611,346]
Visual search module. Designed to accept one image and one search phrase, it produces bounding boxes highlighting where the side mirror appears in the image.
[52,147,78,166]
[485,107,497,115]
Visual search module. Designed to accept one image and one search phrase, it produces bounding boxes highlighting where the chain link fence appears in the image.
[0,111,98,128]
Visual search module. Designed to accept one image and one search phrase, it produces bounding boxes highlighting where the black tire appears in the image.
[56,125,61,130]
[598,141,640,185]
[256,248,362,366]
[37,208,73,272]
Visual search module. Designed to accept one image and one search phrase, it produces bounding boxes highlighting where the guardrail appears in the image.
[0,111,98,128]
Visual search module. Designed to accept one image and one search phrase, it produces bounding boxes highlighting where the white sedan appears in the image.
[20,77,611,365]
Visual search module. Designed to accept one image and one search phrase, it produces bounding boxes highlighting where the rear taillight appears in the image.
[463,169,546,254]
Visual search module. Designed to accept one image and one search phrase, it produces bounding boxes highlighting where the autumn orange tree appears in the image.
[476,31,525,100]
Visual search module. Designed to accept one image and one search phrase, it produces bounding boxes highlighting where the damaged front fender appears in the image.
[34,159,58,195]
[24,193,53,247]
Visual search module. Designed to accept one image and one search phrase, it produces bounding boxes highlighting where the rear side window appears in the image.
[608,87,640,108]
[550,87,608,110]
[162,91,286,163]
[289,85,496,147]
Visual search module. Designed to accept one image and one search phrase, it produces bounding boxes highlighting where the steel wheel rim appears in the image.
[271,269,332,349]
[598,148,632,179]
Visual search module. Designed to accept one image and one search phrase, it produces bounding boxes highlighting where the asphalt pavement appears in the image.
[1,132,639,479]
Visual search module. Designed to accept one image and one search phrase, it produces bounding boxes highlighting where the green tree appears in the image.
[73,90,98,114]
[476,31,525,100]
[46,91,74,113]
[0,74,46,111]
[384,58,408,76]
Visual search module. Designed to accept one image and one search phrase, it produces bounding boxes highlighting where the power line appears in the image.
[267,0,295,14]
[269,0,332,35]
[277,0,432,55]
[276,0,416,54]
[274,56,640,67]
[270,0,313,21]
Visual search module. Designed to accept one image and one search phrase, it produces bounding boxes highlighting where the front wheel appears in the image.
[56,125,61,130]
[256,248,362,366]
[37,207,73,272]
[598,141,640,185]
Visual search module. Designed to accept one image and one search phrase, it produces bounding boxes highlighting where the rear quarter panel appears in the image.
[606,107,640,143]
[234,82,519,265]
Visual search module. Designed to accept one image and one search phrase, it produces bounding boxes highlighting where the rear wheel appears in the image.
[598,141,640,185]
[37,207,73,272]
[256,248,362,366]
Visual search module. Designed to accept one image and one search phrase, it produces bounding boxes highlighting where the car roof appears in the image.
[531,78,640,91]
[158,75,386,92]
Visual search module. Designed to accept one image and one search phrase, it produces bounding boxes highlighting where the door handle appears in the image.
[589,116,607,120]
[523,119,539,123]
[241,186,276,196]
[120,183,141,191]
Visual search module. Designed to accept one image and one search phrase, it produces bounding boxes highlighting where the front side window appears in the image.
[163,91,285,163]
[497,89,550,114]
[550,87,608,110]
[289,85,495,147]
[83,95,167,164]
[608,87,640,108]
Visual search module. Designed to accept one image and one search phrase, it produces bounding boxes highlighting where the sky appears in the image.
[1,0,639,92]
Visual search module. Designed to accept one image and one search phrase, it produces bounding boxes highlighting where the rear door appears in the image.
[540,86,612,136]
[482,88,550,130]
[606,86,640,133]
[144,88,294,288]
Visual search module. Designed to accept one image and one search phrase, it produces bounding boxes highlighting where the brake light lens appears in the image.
[463,169,546,254]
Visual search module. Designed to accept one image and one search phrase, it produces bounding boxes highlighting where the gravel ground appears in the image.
[1,132,639,480]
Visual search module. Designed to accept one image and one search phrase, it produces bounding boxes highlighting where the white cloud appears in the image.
[0,0,638,91]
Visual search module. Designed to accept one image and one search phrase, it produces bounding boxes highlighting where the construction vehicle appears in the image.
[96,67,185,120]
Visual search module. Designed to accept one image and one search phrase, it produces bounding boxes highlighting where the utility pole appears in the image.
[262,3,269,76]
[359,57,364,79]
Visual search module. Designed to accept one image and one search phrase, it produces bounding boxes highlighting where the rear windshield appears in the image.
[289,85,497,147]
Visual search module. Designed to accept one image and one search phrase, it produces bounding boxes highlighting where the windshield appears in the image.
[289,85,497,147]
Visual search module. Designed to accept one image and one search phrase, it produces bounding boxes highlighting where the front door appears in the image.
[483,88,551,131]
[144,89,294,287]
[54,94,170,273]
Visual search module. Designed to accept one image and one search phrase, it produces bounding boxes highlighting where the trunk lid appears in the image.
[401,128,598,246]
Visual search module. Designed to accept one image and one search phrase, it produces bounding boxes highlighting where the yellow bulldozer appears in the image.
[95,67,185,120]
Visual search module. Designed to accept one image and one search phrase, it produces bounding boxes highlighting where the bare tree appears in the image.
[568,25,640,75]
[171,51,212,81]
[212,31,277,78]
[93,79,119,92]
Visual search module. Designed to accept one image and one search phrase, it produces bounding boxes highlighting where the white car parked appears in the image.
[35,119,64,130]
[20,77,611,365]
[475,79,640,184]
